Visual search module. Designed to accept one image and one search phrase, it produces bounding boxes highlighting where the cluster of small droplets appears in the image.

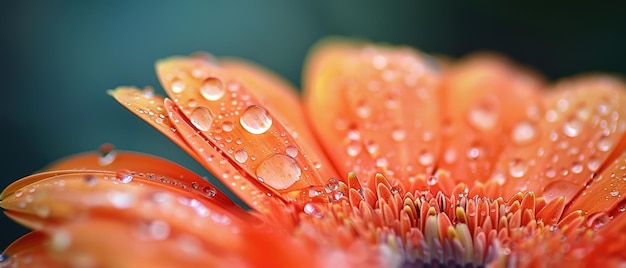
[157,58,329,203]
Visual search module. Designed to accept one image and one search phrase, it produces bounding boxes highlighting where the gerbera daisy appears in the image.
[1,37,625,267]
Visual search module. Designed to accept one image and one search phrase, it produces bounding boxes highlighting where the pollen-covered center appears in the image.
[294,172,589,267]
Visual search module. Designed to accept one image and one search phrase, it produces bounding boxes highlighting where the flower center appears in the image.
[294,171,584,267]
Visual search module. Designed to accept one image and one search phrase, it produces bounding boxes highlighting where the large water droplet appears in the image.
[597,136,614,152]
[240,105,272,134]
[543,180,578,202]
[189,107,214,132]
[200,76,225,101]
[391,128,406,141]
[508,158,528,178]
[511,121,537,145]
[234,149,248,164]
[116,169,134,184]
[587,157,601,172]
[98,143,116,166]
[571,162,583,174]
[256,154,301,190]
[221,121,234,132]
[563,117,583,137]
[171,79,185,93]
[285,145,298,158]
[418,150,434,166]
[468,99,498,131]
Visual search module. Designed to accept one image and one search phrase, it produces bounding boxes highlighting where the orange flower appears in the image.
[2,37,626,267]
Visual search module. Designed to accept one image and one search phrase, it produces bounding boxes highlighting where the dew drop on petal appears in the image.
[355,102,371,118]
[116,169,134,184]
[98,143,116,166]
[171,79,185,93]
[189,107,214,132]
[508,158,528,178]
[256,154,301,190]
[285,145,298,158]
[563,117,583,137]
[587,157,601,172]
[586,212,610,230]
[542,180,578,202]
[418,150,434,166]
[240,105,272,134]
[346,142,361,157]
[147,220,170,240]
[444,148,457,164]
[597,136,614,152]
[108,191,135,209]
[571,162,583,174]
[610,189,620,197]
[51,229,72,252]
[221,121,234,132]
[234,149,248,164]
[84,175,97,186]
[511,121,537,145]
[200,76,225,101]
[391,128,406,141]
[468,100,498,131]
[14,190,23,198]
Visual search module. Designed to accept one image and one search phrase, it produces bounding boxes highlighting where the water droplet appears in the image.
[98,143,116,166]
[571,162,583,174]
[372,55,388,69]
[145,220,170,240]
[391,128,406,141]
[426,174,438,186]
[545,167,556,178]
[418,150,434,166]
[51,229,72,252]
[189,107,214,132]
[444,148,457,163]
[116,169,133,184]
[468,99,498,131]
[586,212,610,230]
[511,121,537,145]
[355,102,371,118]
[84,174,98,186]
[200,76,225,101]
[563,117,583,137]
[0,253,10,264]
[346,142,361,157]
[610,189,620,197]
[597,136,614,152]
[508,158,528,178]
[285,145,298,158]
[202,186,217,197]
[255,154,301,190]
[543,180,578,202]
[14,190,23,198]
[376,158,388,168]
[467,146,481,159]
[234,149,248,163]
[171,79,185,93]
[240,105,272,134]
[108,191,135,208]
[221,121,234,132]
[587,157,601,172]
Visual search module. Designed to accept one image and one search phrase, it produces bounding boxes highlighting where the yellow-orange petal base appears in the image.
[1,37,626,267]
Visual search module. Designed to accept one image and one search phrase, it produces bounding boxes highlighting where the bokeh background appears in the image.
[1,1,625,250]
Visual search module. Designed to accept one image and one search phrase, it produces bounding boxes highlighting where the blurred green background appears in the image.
[1,1,625,250]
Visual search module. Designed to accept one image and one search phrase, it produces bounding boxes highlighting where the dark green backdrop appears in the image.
[1,1,625,249]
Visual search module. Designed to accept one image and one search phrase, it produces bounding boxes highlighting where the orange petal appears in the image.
[0,170,256,230]
[565,150,626,217]
[437,53,543,193]
[303,38,442,191]
[220,58,339,182]
[494,76,626,202]
[39,149,233,206]
[156,57,327,201]
[2,231,63,267]
[110,87,285,218]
